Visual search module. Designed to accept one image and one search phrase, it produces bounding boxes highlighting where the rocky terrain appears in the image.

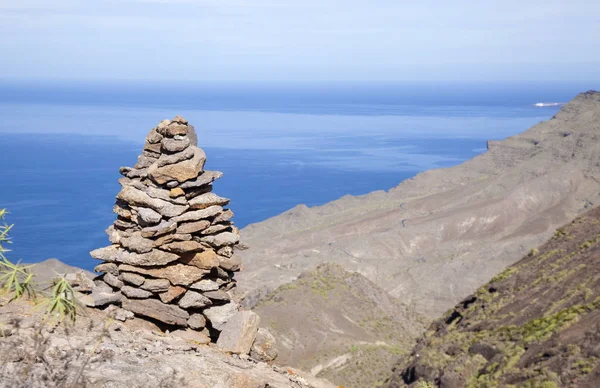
[0,296,335,388]
[386,205,600,387]
[254,263,426,388]
[0,116,337,388]
[238,91,600,321]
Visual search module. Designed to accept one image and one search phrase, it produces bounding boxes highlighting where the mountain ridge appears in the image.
[238,91,600,319]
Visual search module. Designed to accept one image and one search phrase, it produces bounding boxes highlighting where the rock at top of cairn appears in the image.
[89,116,244,346]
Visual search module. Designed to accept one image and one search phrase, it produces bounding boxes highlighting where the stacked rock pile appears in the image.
[88,116,243,342]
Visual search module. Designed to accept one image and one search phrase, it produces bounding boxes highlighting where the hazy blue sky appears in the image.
[1,0,599,82]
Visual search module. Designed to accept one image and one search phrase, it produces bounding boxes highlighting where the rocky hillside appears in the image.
[238,91,600,323]
[254,263,426,388]
[386,205,600,387]
[0,295,335,388]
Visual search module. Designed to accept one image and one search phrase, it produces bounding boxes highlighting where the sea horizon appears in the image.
[0,81,584,270]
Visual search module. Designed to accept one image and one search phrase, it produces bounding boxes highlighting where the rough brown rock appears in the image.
[148,147,206,185]
[119,264,208,286]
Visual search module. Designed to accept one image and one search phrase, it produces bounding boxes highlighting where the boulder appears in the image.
[216,311,261,355]
[250,328,278,362]
[203,302,239,331]
[122,297,189,326]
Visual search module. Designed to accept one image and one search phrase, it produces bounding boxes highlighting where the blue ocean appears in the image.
[0,81,585,270]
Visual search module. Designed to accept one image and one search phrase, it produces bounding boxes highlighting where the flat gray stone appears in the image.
[188,192,230,210]
[203,302,239,331]
[103,273,124,289]
[119,263,208,286]
[204,290,230,302]
[144,186,187,205]
[120,272,145,286]
[148,147,206,184]
[117,186,188,218]
[140,220,177,238]
[201,223,231,235]
[171,205,223,223]
[162,137,190,153]
[216,311,261,355]
[80,291,122,307]
[161,240,204,254]
[120,233,154,254]
[121,285,153,299]
[187,314,207,330]
[219,254,242,272]
[179,171,222,189]
[178,290,212,309]
[122,296,189,326]
[190,279,220,292]
[171,329,210,345]
[250,328,278,362]
[146,128,163,144]
[176,220,211,234]
[94,263,119,276]
[201,231,240,248]
[90,245,180,266]
[137,207,163,226]
[141,278,170,293]
[214,209,234,223]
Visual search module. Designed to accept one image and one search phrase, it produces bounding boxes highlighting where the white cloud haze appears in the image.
[1,0,599,81]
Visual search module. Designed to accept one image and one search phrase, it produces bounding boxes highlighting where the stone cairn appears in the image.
[88,116,243,343]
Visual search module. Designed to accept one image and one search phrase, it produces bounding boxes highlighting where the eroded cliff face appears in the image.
[386,205,600,387]
[238,91,600,320]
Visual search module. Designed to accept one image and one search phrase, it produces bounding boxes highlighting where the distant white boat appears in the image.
[533,102,563,107]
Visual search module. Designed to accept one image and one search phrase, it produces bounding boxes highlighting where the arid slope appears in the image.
[238,91,600,319]
[387,205,600,387]
[254,263,426,388]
